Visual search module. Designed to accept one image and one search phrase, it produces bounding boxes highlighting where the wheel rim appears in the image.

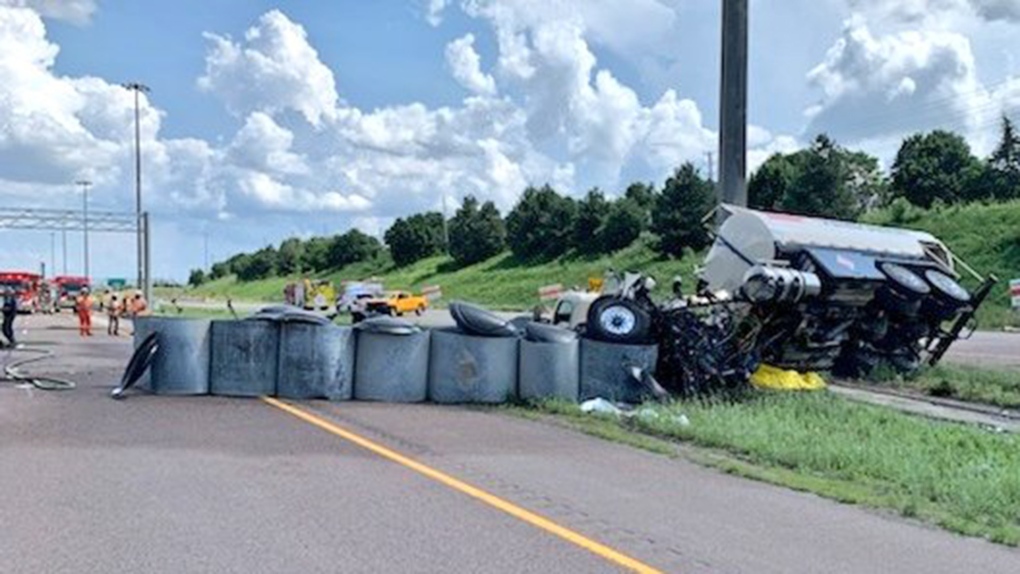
[879,262,930,296]
[924,270,970,303]
[599,304,636,335]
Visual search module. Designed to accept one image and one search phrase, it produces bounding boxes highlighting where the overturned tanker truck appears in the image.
[585,204,997,395]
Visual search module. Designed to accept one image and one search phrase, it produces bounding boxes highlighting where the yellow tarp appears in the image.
[750,364,827,391]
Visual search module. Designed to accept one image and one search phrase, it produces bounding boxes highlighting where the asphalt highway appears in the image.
[4,314,1018,573]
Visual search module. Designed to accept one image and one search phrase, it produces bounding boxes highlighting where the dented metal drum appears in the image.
[519,338,579,402]
[276,323,355,400]
[133,317,211,395]
[579,338,658,403]
[353,329,430,402]
[209,320,279,397]
[428,328,518,404]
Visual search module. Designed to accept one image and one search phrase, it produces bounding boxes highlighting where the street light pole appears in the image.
[61,225,67,275]
[76,179,92,280]
[122,82,150,291]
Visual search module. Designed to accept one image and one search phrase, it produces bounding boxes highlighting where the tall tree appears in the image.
[985,115,1020,201]
[302,236,331,271]
[777,135,864,220]
[598,197,646,252]
[843,150,888,212]
[384,212,447,267]
[890,130,982,207]
[624,181,656,213]
[327,230,382,269]
[624,181,655,230]
[651,162,716,258]
[277,237,305,275]
[235,246,277,281]
[572,188,611,254]
[209,261,231,280]
[506,184,577,260]
[187,268,206,287]
[748,152,803,211]
[448,196,506,266]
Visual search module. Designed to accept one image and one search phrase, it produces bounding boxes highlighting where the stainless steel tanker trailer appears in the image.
[582,204,996,394]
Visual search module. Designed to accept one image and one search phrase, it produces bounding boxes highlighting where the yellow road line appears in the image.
[261,396,664,574]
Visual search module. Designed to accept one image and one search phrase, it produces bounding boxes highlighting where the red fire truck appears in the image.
[0,271,44,314]
[51,275,91,311]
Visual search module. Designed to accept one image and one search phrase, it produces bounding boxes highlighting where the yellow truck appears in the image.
[284,279,336,311]
[364,290,428,316]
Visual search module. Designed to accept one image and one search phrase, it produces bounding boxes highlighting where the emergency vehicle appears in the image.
[52,275,91,311]
[0,271,44,313]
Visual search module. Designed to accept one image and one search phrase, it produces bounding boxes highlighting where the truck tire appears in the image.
[585,297,652,344]
[415,305,425,316]
[921,270,971,321]
[877,262,929,316]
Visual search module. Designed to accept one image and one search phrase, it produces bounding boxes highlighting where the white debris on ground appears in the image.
[579,398,690,427]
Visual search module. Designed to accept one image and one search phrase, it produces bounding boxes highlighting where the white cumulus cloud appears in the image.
[426,0,450,26]
[805,17,986,140]
[445,34,497,96]
[0,0,95,24]
[198,9,339,127]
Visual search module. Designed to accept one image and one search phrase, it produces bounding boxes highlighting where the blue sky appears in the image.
[1,0,1019,281]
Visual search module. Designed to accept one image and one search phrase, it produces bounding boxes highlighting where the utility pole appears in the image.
[143,212,152,304]
[61,224,67,275]
[718,0,749,208]
[50,232,55,278]
[122,82,150,290]
[76,179,91,279]
[203,230,209,270]
[441,194,450,253]
[705,151,715,182]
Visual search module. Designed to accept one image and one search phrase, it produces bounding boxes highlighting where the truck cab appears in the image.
[365,291,428,317]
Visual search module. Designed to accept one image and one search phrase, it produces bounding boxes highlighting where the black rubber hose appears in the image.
[2,346,77,391]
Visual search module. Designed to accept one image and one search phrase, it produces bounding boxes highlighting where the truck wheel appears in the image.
[415,305,425,316]
[585,297,652,344]
[921,270,971,321]
[877,262,929,316]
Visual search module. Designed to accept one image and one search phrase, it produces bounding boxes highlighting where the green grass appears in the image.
[874,364,1020,410]
[521,392,1020,545]
[865,200,1020,329]
[180,237,699,310]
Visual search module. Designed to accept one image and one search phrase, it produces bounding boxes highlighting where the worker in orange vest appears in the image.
[130,291,149,317]
[75,287,94,337]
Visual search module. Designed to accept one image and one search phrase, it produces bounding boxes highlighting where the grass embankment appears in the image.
[876,364,1020,410]
[524,392,1020,545]
[865,200,1020,329]
[181,239,698,310]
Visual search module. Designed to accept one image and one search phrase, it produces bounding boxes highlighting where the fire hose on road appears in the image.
[1,345,77,391]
